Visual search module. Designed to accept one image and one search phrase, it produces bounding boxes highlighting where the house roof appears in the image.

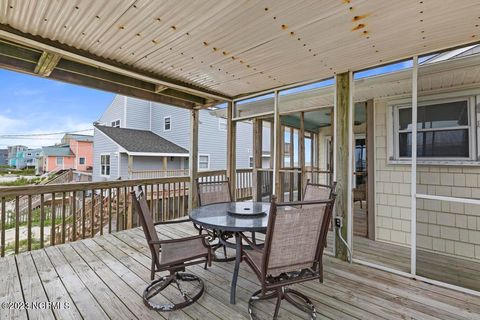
[95,125,188,155]
[62,133,94,143]
[42,145,74,157]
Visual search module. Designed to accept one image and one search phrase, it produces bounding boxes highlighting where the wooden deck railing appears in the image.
[129,168,190,179]
[0,168,271,257]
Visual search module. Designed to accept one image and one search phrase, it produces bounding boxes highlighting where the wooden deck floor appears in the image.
[2,222,480,320]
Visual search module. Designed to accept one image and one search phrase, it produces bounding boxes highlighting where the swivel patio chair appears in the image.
[241,194,336,319]
[196,178,236,261]
[132,188,211,311]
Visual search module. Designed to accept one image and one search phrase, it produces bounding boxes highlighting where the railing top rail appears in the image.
[197,169,227,177]
[236,168,253,172]
[0,176,190,197]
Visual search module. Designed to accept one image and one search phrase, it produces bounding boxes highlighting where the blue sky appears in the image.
[0,69,114,148]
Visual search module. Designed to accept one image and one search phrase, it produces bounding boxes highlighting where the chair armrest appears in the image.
[239,232,264,253]
[148,234,208,245]
[153,218,191,225]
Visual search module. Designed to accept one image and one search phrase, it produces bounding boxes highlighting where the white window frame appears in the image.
[390,96,478,164]
[79,157,86,165]
[100,154,111,177]
[111,119,121,128]
[56,156,63,166]
[218,118,227,131]
[198,154,210,170]
[164,116,171,132]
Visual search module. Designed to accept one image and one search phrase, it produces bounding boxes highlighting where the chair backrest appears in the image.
[303,181,336,201]
[196,179,232,206]
[262,195,336,277]
[132,188,160,263]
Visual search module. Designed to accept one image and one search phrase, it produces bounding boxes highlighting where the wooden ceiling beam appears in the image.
[34,51,61,77]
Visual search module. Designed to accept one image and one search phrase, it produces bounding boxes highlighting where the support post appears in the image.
[411,56,418,276]
[273,91,281,196]
[252,119,263,201]
[188,108,199,212]
[127,155,133,179]
[334,72,353,261]
[227,101,237,200]
[299,112,305,195]
[366,99,375,240]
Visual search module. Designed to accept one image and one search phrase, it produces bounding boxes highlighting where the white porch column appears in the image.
[227,101,236,200]
[272,91,281,196]
[188,108,199,212]
[411,56,418,276]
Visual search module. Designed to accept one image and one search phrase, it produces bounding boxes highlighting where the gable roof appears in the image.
[95,125,188,155]
[42,145,74,157]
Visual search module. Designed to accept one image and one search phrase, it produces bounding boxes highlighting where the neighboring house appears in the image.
[62,134,94,172]
[0,149,9,166]
[94,125,189,180]
[37,134,94,174]
[7,145,27,167]
[39,145,75,173]
[15,148,41,169]
[93,95,270,181]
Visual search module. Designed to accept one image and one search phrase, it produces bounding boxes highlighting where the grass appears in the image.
[0,168,36,176]
[0,177,44,187]
[5,238,43,255]
[2,207,62,230]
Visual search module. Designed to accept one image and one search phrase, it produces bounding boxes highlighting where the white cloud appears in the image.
[0,113,93,149]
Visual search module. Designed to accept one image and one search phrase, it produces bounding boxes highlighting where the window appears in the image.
[249,156,253,168]
[164,116,171,131]
[199,155,210,170]
[111,120,121,128]
[79,157,86,165]
[393,98,475,160]
[100,154,111,176]
[56,157,63,166]
[218,118,227,131]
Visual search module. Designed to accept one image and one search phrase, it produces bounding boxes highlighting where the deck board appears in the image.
[1,222,480,319]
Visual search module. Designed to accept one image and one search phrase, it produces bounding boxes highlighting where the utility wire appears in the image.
[0,128,93,138]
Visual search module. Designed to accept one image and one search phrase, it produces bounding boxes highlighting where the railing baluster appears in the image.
[40,194,44,248]
[90,189,95,237]
[108,188,112,234]
[124,186,128,230]
[99,188,104,236]
[72,191,76,242]
[82,191,86,239]
[156,184,160,222]
[61,192,66,244]
[167,183,171,220]
[14,196,19,254]
[50,193,56,246]
[27,195,32,251]
[116,187,120,232]
[1,197,5,257]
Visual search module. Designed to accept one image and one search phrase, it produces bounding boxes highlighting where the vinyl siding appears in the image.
[125,97,150,130]
[98,95,125,127]
[93,128,120,181]
[132,156,183,170]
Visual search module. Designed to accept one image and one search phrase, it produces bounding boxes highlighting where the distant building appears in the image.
[7,145,27,167]
[15,148,41,169]
[37,134,93,174]
[0,149,8,166]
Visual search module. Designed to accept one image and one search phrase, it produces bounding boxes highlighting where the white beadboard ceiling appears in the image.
[0,0,479,98]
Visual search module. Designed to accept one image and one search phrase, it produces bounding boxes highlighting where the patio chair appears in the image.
[240,194,336,319]
[303,180,336,201]
[132,188,212,311]
[196,178,235,261]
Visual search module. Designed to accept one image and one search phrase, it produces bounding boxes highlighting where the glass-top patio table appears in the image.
[189,202,270,304]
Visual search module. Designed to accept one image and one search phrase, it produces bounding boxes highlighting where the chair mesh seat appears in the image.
[161,237,209,266]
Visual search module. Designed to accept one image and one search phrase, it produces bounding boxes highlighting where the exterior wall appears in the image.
[0,149,8,165]
[98,95,125,127]
[92,128,120,181]
[45,156,75,172]
[374,98,480,261]
[132,156,183,171]
[69,140,93,172]
[125,97,150,130]
[151,102,260,169]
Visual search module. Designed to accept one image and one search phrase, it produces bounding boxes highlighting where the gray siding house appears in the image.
[0,149,8,166]
[93,95,270,181]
